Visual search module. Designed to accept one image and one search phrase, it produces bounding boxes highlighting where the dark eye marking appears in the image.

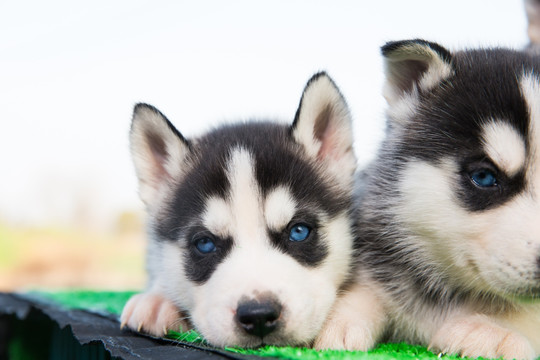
[457,158,525,212]
[268,214,327,267]
[184,228,233,284]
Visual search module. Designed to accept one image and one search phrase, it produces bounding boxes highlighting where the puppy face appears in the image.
[382,41,540,300]
[160,145,354,347]
[130,73,356,347]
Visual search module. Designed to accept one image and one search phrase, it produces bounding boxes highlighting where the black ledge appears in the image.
[0,292,269,360]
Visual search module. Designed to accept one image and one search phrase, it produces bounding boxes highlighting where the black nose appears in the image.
[235,299,282,338]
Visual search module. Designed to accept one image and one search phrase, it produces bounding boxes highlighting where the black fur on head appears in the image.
[156,121,349,283]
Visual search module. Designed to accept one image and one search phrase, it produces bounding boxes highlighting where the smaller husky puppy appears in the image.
[120,73,358,348]
[315,40,540,359]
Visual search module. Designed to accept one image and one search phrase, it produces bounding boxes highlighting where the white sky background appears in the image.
[0,0,529,229]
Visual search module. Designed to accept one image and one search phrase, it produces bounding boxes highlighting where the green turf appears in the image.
[225,342,469,360]
[35,290,137,315]
[34,290,519,360]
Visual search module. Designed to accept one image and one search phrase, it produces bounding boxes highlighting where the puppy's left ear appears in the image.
[382,39,453,107]
[292,72,356,188]
[381,39,453,127]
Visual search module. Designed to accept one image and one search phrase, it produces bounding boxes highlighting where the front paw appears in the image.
[314,281,386,351]
[313,317,376,351]
[120,292,189,337]
[429,314,535,360]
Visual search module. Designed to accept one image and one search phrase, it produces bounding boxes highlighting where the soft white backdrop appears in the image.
[0,0,529,229]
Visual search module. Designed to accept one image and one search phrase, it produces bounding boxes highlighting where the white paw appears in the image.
[430,315,535,360]
[313,318,376,351]
[314,281,386,351]
[120,292,189,337]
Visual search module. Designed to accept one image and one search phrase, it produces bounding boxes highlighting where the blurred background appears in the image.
[0,0,529,291]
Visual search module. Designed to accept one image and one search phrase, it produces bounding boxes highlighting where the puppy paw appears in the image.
[313,318,375,351]
[120,292,189,337]
[314,281,386,351]
[429,315,535,360]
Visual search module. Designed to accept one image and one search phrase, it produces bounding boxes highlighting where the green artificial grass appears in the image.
[32,290,516,360]
[225,342,467,360]
[35,290,137,315]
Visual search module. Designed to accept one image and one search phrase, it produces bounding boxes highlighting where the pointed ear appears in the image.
[130,103,190,208]
[292,72,356,188]
[382,39,453,109]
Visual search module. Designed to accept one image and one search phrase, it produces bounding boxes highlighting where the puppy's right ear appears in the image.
[130,103,190,208]
[382,39,453,125]
[291,72,356,189]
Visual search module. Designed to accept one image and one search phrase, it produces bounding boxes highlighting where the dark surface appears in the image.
[0,292,268,360]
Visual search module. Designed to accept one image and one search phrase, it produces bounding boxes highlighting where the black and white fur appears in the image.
[315,40,540,359]
[120,73,358,348]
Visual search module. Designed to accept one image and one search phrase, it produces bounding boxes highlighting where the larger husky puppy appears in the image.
[315,40,540,359]
[120,73,357,348]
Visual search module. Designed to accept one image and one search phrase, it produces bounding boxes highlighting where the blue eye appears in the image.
[470,168,498,188]
[195,237,216,254]
[289,224,311,242]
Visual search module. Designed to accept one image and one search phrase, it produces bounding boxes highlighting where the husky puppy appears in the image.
[120,73,357,348]
[315,40,540,359]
